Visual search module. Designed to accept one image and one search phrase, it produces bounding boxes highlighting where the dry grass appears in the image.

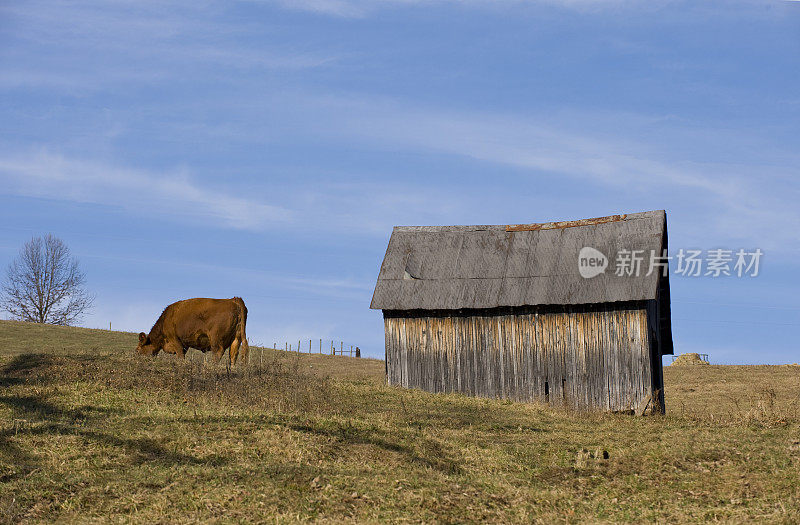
[0,319,136,356]
[1,320,799,523]
[666,364,800,426]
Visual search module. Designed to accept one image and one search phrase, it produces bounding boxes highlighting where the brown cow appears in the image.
[136,297,249,365]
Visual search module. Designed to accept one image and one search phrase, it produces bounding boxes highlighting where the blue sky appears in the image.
[1,0,798,363]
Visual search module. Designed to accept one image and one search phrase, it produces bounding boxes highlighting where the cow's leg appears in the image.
[164,340,185,359]
[212,343,225,364]
[230,339,240,366]
[240,338,249,365]
[214,342,232,372]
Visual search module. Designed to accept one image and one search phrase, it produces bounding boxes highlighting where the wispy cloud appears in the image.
[262,0,637,18]
[0,147,477,237]
[85,251,374,296]
[267,0,368,17]
[0,1,339,92]
[296,96,800,252]
[0,151,291,231]
[260,0,784,19]
[72,84,796,250]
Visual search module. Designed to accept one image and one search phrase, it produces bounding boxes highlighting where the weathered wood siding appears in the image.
[384,302,662,412]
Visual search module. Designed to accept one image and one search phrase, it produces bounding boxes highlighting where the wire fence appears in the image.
[172,338,363,367]
[269,339,361,358]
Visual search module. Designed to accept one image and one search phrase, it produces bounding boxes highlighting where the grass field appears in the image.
[1,320,799,523]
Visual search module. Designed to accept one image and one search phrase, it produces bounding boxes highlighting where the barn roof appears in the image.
[370,210,669,311]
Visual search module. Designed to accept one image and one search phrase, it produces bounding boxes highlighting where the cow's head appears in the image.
[136,332,159,356]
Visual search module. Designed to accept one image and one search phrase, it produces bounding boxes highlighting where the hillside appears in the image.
[0,319,138,356]
[0,319,384,381]
[0,321,799,523]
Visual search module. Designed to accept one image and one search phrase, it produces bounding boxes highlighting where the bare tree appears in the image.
[1,234,95,325]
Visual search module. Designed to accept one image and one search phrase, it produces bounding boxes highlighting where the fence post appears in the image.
[319,339,322,354]
[340,341,343,355]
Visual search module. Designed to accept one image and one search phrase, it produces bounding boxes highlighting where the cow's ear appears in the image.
[138,332,147,343]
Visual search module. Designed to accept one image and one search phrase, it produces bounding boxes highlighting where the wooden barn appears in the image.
[370,210,673,413]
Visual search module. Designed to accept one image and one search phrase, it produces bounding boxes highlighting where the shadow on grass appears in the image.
[0,395,123,420]
[0,385,227,484]
[289,420,463,474]
[0,354,56,387]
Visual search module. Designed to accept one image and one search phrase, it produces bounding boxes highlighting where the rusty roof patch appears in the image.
[505,214,627,232]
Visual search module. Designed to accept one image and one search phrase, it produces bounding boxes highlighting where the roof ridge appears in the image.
[393,210,663,233]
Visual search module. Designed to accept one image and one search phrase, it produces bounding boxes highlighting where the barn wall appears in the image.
[645,299,666,412]
[383,302,659,412]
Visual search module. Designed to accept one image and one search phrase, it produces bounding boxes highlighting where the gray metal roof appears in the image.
[370,210,668,310]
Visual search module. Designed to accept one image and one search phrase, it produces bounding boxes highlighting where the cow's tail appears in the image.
[233,296,249,365]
